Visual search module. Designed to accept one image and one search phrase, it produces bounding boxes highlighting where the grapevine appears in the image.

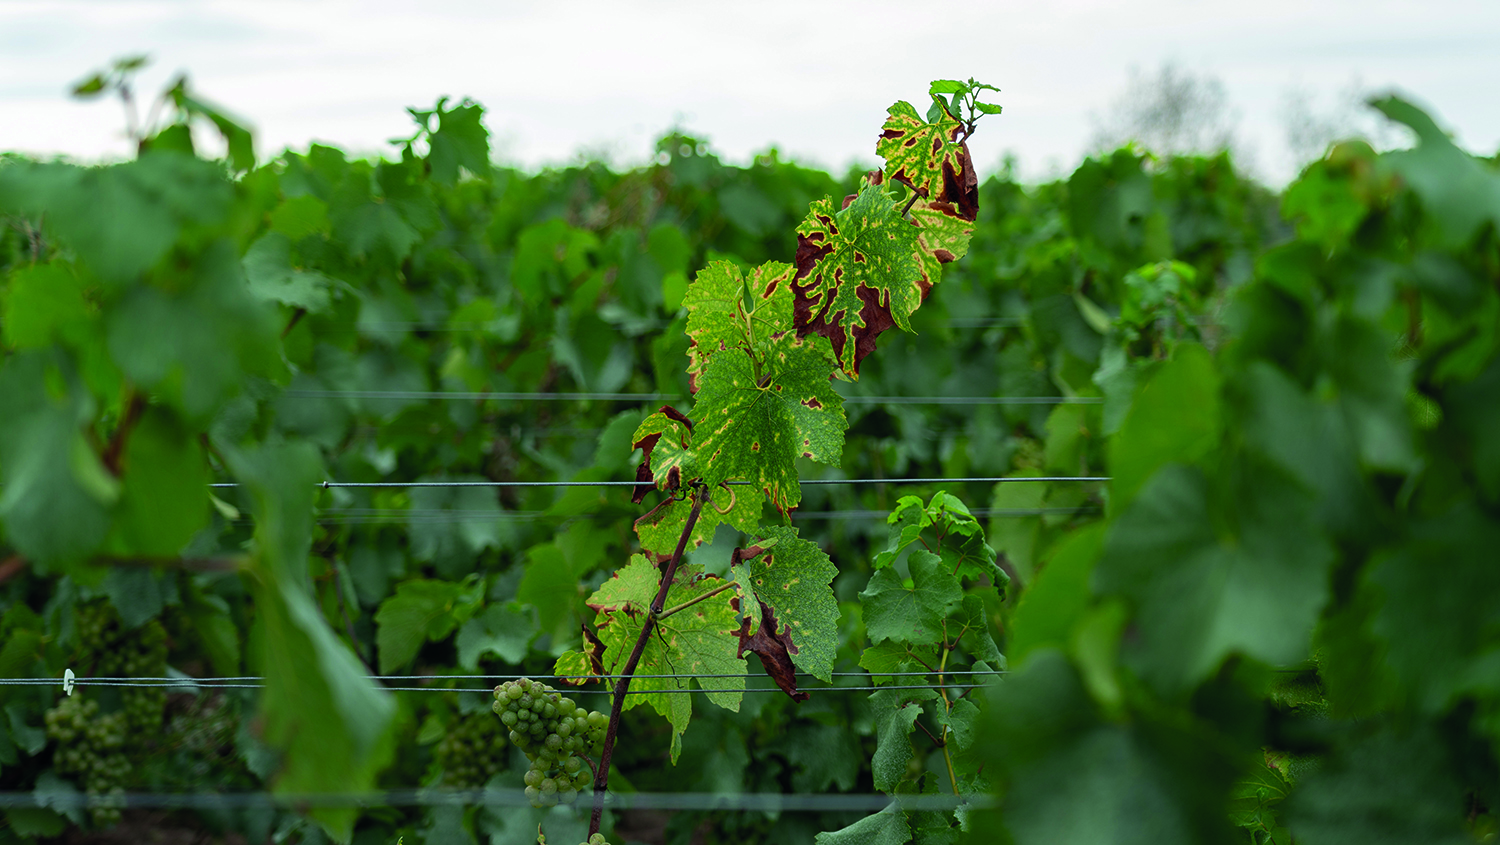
[1,48,1494,845]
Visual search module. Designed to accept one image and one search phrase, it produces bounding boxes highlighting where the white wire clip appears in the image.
[63,668,75,697]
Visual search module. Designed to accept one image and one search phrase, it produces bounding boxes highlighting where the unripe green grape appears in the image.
[559,787,578,805]
[506,685,524,701]
[524,785,540,805]
[563,756,582,774]
[501,711,517,727]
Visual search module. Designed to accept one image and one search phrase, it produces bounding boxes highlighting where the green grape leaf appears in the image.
[113,407,210,556]
[0,155,233,287]
[1286,726,1472,845]
[791,185,923,378]
[229,443,393,843]
[814,802,913,845]
[860,550,963,646]
[693,332,846,512]
[770,721,861,792]
[0,354,111,568]
[374,577,484,674]
[243,232,336,314]
[934,697,981,752]
[634,482,760,560]
[730,525,838,681]
[631,406,697,499]
[859,640,938,683]
[455,602,537,669]
[874,491,1001,586]
[988,652,1240,845]
[589,558,746,761]
[2,263,95,349]
[870,685,939,791]
[1371,95,1500,248]
[1107,343,1220,513]
[268,194,330,240]
[683,260,793,391]
[1366,502,1500,711]
[427,99,490,185]
[1096,462,1334,696]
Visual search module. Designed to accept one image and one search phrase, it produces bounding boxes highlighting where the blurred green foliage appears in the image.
[2,65,1493,845]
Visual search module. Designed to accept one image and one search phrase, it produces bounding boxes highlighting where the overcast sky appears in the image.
[2,0,1497,185]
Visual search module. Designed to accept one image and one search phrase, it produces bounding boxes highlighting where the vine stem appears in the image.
[590,485,707,836]
[658,580,736,620]
[937,640,960,796]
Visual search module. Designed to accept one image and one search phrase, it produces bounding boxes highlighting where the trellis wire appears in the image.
[285,388,1101,405]
[317,315,1024,332]
[297,505,1097,525]
[3,669,1000,685]
[0,788,990,812]
[208,475,1108,490]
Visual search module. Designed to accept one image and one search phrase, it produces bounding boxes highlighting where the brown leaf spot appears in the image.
[735,603,809,702]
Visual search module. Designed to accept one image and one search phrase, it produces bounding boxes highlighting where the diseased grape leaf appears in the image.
[909,198,975,293]
[875,98,981,294]
[729,525,838,681]
[683,259,793,391]
[589,558,745,761]
[692,331,846,512]
[631,406,696,501]
[876,100,965,203]
[791,185,923,378]
[634,482,761,560]
[860,550,963,646]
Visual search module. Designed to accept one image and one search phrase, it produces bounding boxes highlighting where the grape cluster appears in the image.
[434,710,508,787]
[42,602,172,827]
[44,696,129,826]
[491,678,606,808]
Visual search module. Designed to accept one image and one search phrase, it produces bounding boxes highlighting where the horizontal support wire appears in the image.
[317,316,1024,333]
[14,679,984,695]
[284,388,1101,405]
[208,476,1108,490]
[2,670,999,685]
[0,788,990,813]
[299,506,1099,525]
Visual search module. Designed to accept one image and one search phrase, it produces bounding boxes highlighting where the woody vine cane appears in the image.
[561,79,1003,838]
